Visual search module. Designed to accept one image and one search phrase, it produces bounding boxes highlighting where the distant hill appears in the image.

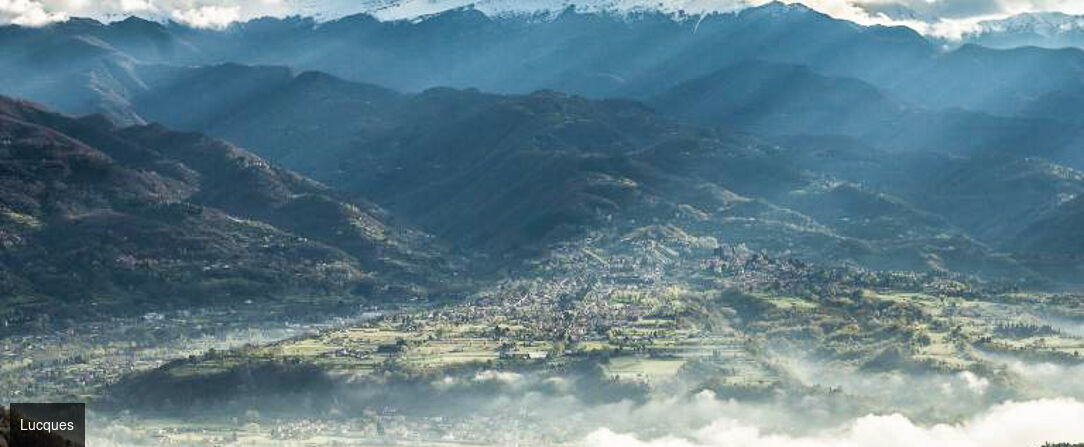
[920,156,1084,242]
[893,44,1084,118]
[650,60,904,137]
[651,60,1083,158]
[1013,194,1084,278]
[767,136,1084,245]
[133,66,405,171]
[0,97,449,312]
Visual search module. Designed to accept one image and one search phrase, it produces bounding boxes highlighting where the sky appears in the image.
[3,0,1084,36]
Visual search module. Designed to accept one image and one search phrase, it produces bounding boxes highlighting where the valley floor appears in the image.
[7,230,1084,446]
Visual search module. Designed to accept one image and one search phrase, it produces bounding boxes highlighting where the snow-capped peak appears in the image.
[287,0,805,23]
[973,12,1084,37]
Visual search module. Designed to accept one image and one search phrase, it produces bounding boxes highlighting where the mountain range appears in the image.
[4,1,1084,308]
[5,4,1084,138]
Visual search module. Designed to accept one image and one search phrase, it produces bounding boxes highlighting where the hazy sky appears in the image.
[2,0,1084,33]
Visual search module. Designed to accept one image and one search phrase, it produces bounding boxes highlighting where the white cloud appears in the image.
[852,0,1005,19]
[1005,0,1084,15]
[0,0,1083,34]
[473,369,524,383]
[958,371,990,395]
[0,0,290,27]
[0,0,67,25]
[1003,360,1084,398]
[584,398,1084,447]
[170,4,241,28]
[119,0,155,12]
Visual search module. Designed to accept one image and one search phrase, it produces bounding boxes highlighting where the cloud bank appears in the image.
[585,398,1084,447]
[0,0,291,27]
[2,0,1084,33]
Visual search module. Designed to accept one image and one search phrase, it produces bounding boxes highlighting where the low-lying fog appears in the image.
[85,351,1084,446]
[588,398,1084,447]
